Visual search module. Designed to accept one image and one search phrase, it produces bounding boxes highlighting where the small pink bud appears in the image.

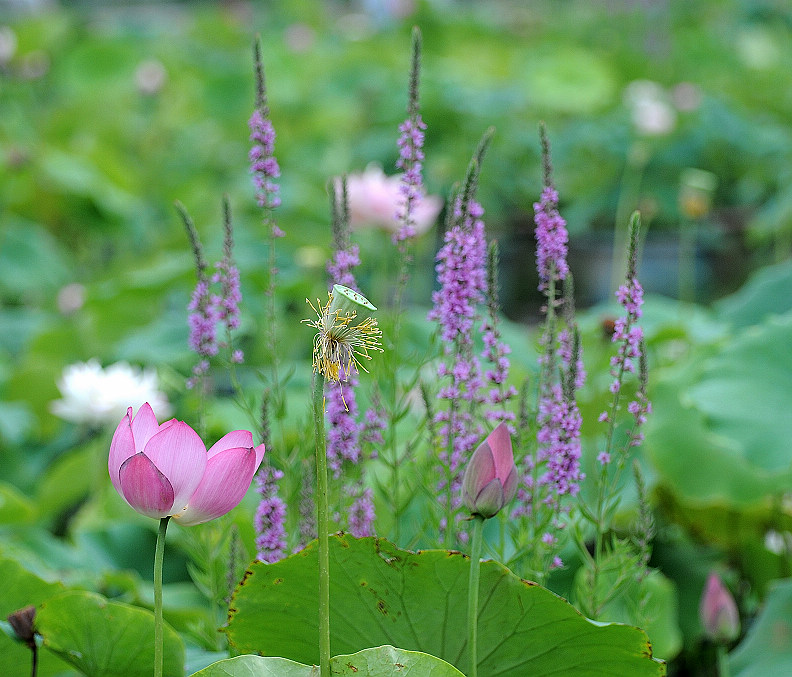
[461,423,517,519]
[699,572,740,643]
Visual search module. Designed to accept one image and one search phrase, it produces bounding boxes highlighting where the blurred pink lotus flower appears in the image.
[108,403,265,526]
[699,572,740,643]
[462,422,518,519]
[343,165,442,236]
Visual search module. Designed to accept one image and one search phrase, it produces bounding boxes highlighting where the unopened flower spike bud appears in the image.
[462,422,518,519]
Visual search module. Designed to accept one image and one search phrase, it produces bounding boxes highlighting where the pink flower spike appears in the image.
[174,446,260,526]
[119,453,175,519]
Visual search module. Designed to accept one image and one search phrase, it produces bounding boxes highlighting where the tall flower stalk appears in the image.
[108,404,264,677]
[303,285,382,676]
[428,129,493,544]
[249,36,285,421]
[578,210,651,618]
[177,198,246,436]
[512,125,584,580]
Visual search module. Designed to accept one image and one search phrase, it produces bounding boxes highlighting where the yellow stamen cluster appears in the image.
[302,292,383,382]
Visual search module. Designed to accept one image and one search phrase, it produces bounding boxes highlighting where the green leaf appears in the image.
[715,260,792,329]
[573,546,682,661]
[191,654,312,676]
[227,535,665,676]
[331,646,465,676]
[37,590,185,677]
[647,313,792,507]
[0,481,37,524]
[0,557,71,676]
[191,646,465,676]
[729,578,792,677]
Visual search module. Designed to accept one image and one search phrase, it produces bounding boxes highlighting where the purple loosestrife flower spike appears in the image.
[429,131,493,534]
[254,463,287,563]
[249,37,282,218]
[348,485,375,538]
[212,197,243,343]
[600,211,651,459]
[534,124,569,291]
[462,423,518,519]
[700,573,740,643]
[395,27,427,243]
[481,240,517,430]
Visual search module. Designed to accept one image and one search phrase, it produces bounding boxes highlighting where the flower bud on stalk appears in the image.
[462,422,518,519]
[699,572,740,643]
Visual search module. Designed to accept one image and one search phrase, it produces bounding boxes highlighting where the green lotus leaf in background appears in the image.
[226,535,665,676]
[192,645,465,676]
[729,578,792,677]
[36,589,185,677]
[0,557,71,676]
[647,312,792,507]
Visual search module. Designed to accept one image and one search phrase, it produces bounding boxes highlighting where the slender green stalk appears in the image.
[312,372,331,677]
[716,645,730,677]
[467,515,485,677]
[154,516,170,677]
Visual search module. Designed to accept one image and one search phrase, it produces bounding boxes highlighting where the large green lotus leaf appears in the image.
[685,314,792,472]
[715,260,792,329]
[192,646,465,676]
[37,590,185,677]
[729,578,792,677]
[226,535,664,676]
[645,379,789,506]
[0,557,73,676]
[647,313,792,507]
[191,655,311,676]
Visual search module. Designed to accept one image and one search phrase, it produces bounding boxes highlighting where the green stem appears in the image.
[716,644,730,677]
[154,516,170,677]
[312,373,331,677]
[467,515,485,677]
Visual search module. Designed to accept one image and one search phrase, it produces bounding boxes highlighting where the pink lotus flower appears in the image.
[342,165,442,236]
[462,422,518,519]
[699,572,740,643]
[108,403,265,526]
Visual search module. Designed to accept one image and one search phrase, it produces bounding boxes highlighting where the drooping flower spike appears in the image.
[108,403,265,526]
[302,284,383,384]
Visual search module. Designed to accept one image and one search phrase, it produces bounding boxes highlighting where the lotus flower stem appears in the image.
[467,514,484,677]
[312,371,331,676]
[154,516,170,677]
[716,645,730,677]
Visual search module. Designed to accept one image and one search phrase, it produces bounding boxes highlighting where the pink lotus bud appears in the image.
[462,423,518,519]
[108,403,265,526]
[699,572,740,643]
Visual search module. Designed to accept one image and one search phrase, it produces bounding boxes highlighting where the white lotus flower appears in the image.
[50,359,171,427]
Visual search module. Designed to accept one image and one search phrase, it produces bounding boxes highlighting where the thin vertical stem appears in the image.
[154,516,170,677]
[716,645,730,677]
[467,515,485,677]
[312,372,331,676]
